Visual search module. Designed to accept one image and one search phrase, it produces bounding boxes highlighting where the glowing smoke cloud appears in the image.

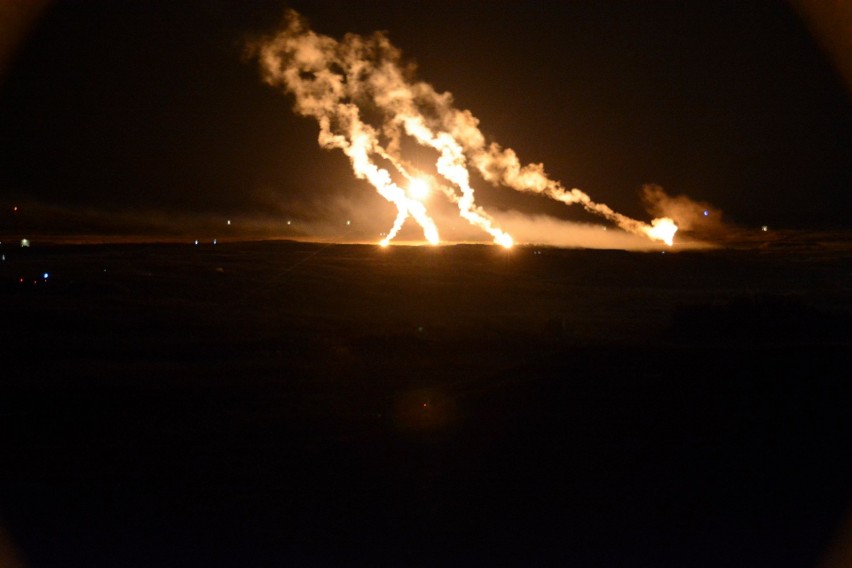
[255,11,677,247]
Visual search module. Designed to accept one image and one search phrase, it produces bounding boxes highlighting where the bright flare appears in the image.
[408,178,430,200]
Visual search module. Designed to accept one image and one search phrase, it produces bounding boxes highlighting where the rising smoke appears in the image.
[642,184,726,237]
[252,10,679,247]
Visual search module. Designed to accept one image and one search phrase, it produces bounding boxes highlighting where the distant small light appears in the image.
[194,240,199,245]
[20,239,29,248]
[761,225,768,232]
[213,239,217,245]
[226,220,231,225]
[13,206,18,212]
[287,220,291,225]
[703,210,709,216]
[43,272,49,279]
[1,254,4,261]
[19,278,23,283]
[346,220,351,226]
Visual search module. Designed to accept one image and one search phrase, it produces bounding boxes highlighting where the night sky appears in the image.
[1,1,849,238]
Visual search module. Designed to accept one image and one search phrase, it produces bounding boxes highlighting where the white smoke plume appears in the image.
[253,10,678,247]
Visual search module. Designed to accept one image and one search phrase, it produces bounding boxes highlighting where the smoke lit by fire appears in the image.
[254,11,678,247]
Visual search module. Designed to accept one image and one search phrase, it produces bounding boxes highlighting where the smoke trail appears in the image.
[641,184,725,234]
[254,10,677,247]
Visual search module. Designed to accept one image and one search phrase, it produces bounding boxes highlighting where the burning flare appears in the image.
[255,11,677,247]
[645,217,678,246]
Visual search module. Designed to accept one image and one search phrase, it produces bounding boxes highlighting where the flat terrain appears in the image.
[1,240,851,566]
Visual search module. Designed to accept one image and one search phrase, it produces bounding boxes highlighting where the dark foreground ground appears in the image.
[1,239,851,567]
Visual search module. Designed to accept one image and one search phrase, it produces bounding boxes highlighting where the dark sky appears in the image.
[1,1,849,234]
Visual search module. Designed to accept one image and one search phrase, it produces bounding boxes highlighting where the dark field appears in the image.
[1,240,851,566]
